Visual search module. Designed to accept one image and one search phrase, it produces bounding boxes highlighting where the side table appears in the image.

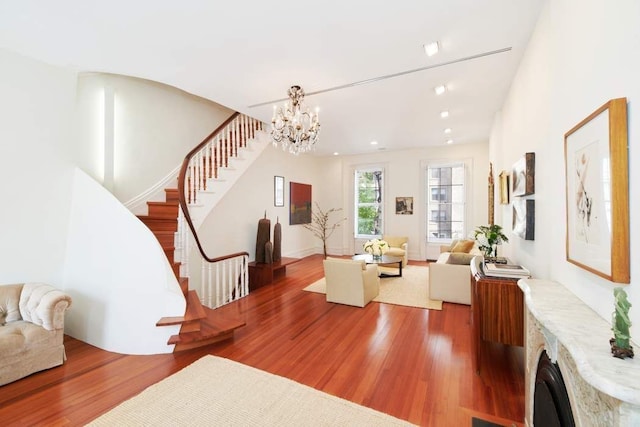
[470,256,524,373]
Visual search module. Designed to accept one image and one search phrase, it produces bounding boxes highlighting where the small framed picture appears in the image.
[512,152,535,197]
[499,170,510,204]
[274,176,284,207]
[395,197,413,215]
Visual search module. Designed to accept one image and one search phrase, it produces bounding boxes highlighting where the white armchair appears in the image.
[0,283,72,386]
[323,257,380,307]
[382,235,408,267]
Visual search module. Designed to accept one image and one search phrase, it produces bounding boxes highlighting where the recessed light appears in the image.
[446,139,453,145]
[370,141,378,145]
[434,85,446,95]
[333,152,339,156]
[440,110,449,118]
[423,41,439,57]
[444,128,452,134]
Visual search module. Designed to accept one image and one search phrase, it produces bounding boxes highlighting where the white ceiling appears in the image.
[0,0,543,156]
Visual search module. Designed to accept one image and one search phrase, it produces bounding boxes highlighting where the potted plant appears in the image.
[303,203,346,258]
[474,224,508,258]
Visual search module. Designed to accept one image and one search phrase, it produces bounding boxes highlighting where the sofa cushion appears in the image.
[386,248,405,257]
[446,252,476,265]
[451,240,475,253]
[0,284,24,324]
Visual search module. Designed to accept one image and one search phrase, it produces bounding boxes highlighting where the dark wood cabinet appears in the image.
[470,257,524,373]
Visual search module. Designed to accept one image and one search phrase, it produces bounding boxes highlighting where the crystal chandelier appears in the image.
[271,85,320,155]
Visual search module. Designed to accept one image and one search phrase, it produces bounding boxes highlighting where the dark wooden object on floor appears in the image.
[248,257,300,290]
[0,255,524,427]
[471,267,525,373]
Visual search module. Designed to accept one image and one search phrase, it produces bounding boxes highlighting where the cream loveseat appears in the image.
[323,257,380,307]
[428,240,481,305]
[0,283,72,386]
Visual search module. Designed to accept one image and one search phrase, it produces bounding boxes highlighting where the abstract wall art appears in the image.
[564,97,629,283]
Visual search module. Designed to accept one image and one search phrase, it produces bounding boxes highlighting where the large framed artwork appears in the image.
[564,97,629,283]
[289,182,312,225]
[512,152,535,197]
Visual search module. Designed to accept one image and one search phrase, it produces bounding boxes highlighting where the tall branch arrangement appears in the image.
[303,202,346,258]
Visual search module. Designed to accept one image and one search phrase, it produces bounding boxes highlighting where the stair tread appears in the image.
[184,290,207,321]
[156,286,202,327]
[148,201,179,206]
[168,317,245,345]
[138,215,177,221]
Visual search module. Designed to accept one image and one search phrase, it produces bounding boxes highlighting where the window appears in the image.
[355,168,384,237]
[427,164,465,242]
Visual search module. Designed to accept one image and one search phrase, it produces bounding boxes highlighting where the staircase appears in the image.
[138,188,245,351]
[135,113,266,352]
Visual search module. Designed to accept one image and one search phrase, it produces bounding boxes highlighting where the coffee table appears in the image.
[352,254,403,278]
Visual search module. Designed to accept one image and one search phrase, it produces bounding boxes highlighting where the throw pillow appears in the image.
[451,240,475,253]
[445,252,476,265]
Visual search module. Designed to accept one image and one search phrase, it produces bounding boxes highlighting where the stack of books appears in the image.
[483,262,531,279]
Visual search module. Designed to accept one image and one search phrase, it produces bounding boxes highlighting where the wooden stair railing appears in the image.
[137,112,264,352]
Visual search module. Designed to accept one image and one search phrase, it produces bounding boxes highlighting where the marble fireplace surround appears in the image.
[519,279,640,426]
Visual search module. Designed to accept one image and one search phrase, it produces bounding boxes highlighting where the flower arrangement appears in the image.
[473,224,508,257]
[363,238,389,258]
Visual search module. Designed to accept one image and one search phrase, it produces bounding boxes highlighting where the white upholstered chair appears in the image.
[323,257,380,307]
[0,283,72,386]
[382,235,408,267]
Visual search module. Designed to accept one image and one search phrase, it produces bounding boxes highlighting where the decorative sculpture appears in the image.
[255,212,271,264]
[264,241,273,264]
[611,287,634,359]
[273,217,282,262]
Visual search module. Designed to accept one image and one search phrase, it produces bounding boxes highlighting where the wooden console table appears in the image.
[470,257,524,373]
[248,257,300,291]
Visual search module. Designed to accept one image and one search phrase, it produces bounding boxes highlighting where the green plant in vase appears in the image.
[474,224,509,258]
[611,287,634,359]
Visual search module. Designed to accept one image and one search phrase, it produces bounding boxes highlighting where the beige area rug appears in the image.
[88,356,413,427]
[303,266,443,310]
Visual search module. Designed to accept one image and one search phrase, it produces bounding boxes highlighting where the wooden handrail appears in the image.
[177,112,248,262]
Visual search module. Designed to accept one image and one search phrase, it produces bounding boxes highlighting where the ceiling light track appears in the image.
[248,47,512,108]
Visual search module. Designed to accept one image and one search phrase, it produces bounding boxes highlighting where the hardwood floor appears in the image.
[0,254,524,426]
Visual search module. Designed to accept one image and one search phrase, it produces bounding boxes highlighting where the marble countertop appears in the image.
[518,278,640,406]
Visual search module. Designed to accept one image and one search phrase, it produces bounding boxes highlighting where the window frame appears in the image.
[354,166,385,239]
[425,162,467,245]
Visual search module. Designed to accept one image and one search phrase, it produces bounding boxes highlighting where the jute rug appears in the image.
[88,355,413,426]
[303,266,442,310]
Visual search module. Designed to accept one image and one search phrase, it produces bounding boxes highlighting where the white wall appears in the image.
[197,144,320,262]
[0,48,76,285]
[196,141,489,264]
[324,142,490,260]
[0,49,190,355]
[489,0,640,334]
[75,73,234,206]
[64,169,183,354]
